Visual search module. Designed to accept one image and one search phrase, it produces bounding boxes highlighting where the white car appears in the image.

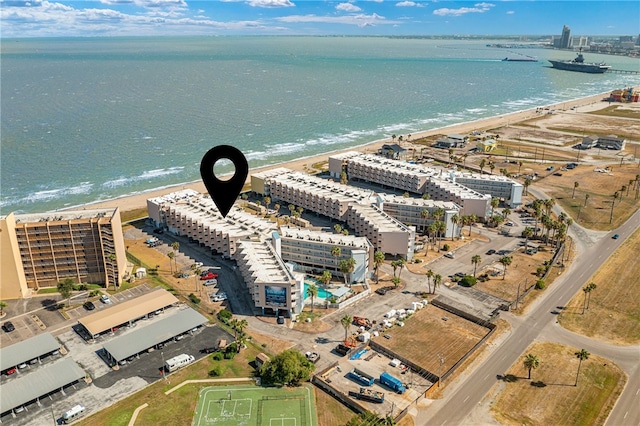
[203,279,217,286]
[194,261,204,268]
[444,252,455,259]
[211,293,228,302]
[100,295,112,304]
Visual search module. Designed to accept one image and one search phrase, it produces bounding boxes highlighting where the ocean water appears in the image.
[2,36,639,214]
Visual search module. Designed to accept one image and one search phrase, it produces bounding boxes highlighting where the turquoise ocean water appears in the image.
[2,37,639,214]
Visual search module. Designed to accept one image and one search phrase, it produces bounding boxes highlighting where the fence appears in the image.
[327,287,371,310]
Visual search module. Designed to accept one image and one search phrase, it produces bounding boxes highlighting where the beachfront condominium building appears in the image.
[0,209,127,299]
[376,195,461,238]
[451,172,523,208]
[557,25,572,49]
[328,152,492,217]
[252,168,416,259]
[273,228,373,283]
[147,189,277,258]
[235,239,303,317]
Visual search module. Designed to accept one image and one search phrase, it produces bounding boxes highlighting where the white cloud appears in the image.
[506,10,514,15]
[336,2,362,12]
[247,0,294,8]
[396,1,417,7]
[277,12,395,27]
[433,2,494,16]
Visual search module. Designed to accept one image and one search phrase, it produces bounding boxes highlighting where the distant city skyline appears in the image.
[1,1,639,38]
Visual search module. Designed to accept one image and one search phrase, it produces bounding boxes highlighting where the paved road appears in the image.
[422,206,640,426]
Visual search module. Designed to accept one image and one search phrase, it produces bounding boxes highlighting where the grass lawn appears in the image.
[558,226,640,345]
[490,342,626,426]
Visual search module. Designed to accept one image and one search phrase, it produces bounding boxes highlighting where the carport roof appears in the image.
[0,332,60,372]
[78,288,178,336]
[0,358,85,414]
[102,308,208,362]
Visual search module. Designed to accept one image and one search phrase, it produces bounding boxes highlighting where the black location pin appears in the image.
[200,145,249,218]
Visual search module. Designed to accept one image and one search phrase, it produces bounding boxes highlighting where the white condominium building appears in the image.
[452,172,523,207]
[273,228,373,283]
[377,195,461,238]
[235,239,303,316]
[346,204,416,260]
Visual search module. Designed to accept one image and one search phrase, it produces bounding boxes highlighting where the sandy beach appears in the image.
[79,90,614,214]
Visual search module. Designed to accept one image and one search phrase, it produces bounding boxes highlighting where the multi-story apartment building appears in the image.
[377,195,461,238]
[274,228,373,283]
[329,152,492,217]
[147,189,277,257]
[235,239,303,317]
[452,172,523,208]
[345,204,415,259]
[0,209,126,299]
[252,168,415,259]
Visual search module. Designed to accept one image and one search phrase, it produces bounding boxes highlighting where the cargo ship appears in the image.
[548,51,610,74]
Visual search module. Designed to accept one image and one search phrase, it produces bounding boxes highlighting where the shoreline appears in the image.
[65,89,615,215]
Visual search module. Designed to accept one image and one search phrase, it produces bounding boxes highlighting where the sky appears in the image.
[1,1,639,38]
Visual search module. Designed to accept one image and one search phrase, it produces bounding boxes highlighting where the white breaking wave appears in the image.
[0,182,93,208]
[102,167,184,189]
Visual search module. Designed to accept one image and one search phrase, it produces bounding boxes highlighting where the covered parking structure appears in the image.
[0,333,61,374]
[77,289,178,339]
[101,308,209,366]
[0,358,85,417]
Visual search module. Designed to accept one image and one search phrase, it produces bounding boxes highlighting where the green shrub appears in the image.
[217,309,233,324]
[459,275,477,287]
[442,244,450,251]
[211,352,224,361]
[208,366,223,377]
[535,279,546,289]
[188,293,200,304]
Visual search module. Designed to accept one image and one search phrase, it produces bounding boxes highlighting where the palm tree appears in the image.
[586,282,597,309]
[391,276,401,288]
[427,223,438,250]
[426,269,434,294]
[339,258,356,286]
[420,209,430,235]
[518,161,523,174]
[396,258,405,279]
[433,274,442,294]
[193,267,202,292]
[330,245,341,269]
[574,349,590,386]
[307,284,318,313]
[572,181,579,199]
[171,241,180,272]
[340,315,352,343]
[489,161,496,175]
[263,196,271,211]
[479,159,486,174]
[436,221,446,249]
[523,178,532,196]
[609,192,619,224]
[321,270,332,288]
[467,214,477,236]
[502,208,511,219]
[499,255,512,280]
[340,171,348,185]
[523,354,540,380]
[471,255,482,277]
[522,227,534,250]
[288,204,295,215]
[167,252,175,274]
[373,250,385,284]
[450,214,459,239]
[391,260,399,278]
[334,224,342,234]
[0,301,7,317]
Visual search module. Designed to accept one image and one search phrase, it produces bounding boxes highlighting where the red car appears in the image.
[200,272,218,280]
[5,367,17,375]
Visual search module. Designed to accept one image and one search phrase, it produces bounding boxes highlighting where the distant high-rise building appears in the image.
[576,36,589,49]
[560,25,572,49]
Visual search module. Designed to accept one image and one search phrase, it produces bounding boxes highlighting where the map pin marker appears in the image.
[200,145,249,218]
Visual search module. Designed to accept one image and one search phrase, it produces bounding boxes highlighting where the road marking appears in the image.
[636,388,639,396]
[464,396,470,403]
[624,411,628,419]
[484,374,490,380]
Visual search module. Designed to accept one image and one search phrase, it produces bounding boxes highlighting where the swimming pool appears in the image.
[304,282,333,299]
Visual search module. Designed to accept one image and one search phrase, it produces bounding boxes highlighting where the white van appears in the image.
[62,405,86,423]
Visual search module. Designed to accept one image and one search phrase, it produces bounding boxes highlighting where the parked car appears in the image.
[203,279,217,286]
[375,286,394,295]
[277,316,285,324]
[194,261,204,268]
[5,367,17,375]
[100,295,112,304]
[486,249,496,255]
[153,228,164,234]
[612,234,619,239]
[444,252,455,259]
[2,321,15,332]
[200,272,218,280]
[83,301,96,311]
[211,292,227,302]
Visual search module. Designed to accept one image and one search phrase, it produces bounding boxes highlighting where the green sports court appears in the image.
[193,385,317,426]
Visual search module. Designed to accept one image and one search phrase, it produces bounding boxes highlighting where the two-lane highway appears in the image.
[423,207,640,425]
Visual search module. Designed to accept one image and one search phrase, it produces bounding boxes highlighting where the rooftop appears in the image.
[236,239,296,284]
[3,208,118,224]
[278,227,371,249]
[0,333,60,372]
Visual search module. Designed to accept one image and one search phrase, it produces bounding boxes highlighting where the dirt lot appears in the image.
[489,342,625,426]
[375,304,490,375]
[558,226,640,345]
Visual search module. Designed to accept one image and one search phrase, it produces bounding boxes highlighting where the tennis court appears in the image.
[193,385,317,426]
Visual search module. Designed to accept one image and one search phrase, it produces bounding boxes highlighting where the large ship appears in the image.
[548,51,610,74]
